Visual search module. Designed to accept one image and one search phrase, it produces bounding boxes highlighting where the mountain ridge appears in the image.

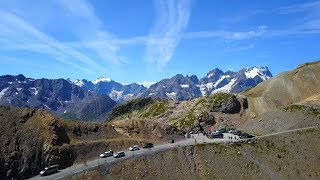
[0,65,272,121]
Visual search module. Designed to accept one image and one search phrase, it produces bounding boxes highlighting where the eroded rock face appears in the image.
[212,95,248,114]
[0,106,75,179]
[191,112,216,132]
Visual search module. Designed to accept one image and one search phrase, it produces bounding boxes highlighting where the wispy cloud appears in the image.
[278,0,320,14]
[144,0,191,69]
[56,0,125,66]
[0,9,100,74]
[184,26,267,40]
[0,0,126,76]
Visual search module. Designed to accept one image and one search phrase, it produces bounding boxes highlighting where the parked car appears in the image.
[228,130,235,134]
[211,132,223,138]
[114,151,126,158]
[240,133,255,139]
[170,139,175,143]
[129,145,140,151]
[100,150,113,158]
[39,165,59,176]
[143,143,154,148]
[217,128,227,133]
[247,134,255,138]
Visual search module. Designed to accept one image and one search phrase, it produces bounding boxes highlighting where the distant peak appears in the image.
[73,79,85,87]
[93,77,112,84]
[244,66,272,80]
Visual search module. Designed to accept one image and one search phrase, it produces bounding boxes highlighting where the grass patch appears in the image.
[107,97,155,120]
[284,104,320,117]
[141,100,169,118]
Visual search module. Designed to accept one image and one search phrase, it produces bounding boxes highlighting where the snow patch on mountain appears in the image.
[166,92,177,99]
[213,75,230,88]
[0,87,9,99]
[16,88,23,91]
[180,84,189,88]
[207,73,214,78]
[109,90,123,101]
[212,78,237,93]
[245,67,271,80]
[93,77,111,84]
[73,80,85,87]
[205,82,214,90]
[44,104,51,110]
[30,88,39,95]
[199,84,207,96]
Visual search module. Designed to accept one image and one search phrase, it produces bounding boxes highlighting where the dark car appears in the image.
[211,133,223,138]
[143,143,154,148]
[170,139,175,143]
[39,165,59,176]
[247,134,255,138]
[217,128,227,133]
[240,133,255,139]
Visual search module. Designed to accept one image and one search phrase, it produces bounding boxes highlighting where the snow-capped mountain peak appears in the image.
[73,79,85,87]
[245,67,271,80]
[93,77,112,84]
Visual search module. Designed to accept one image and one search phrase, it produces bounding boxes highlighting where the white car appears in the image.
[114,151,125,158]
[129,145,140,151]
[100,150,113,158]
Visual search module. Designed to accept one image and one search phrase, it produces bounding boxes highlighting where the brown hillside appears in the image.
[243,60,320,117]
[298,91,320,108]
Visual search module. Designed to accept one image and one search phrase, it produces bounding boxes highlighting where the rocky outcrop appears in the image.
[212,95,248,114]
[107,97,155,121]
[190,112,216,132]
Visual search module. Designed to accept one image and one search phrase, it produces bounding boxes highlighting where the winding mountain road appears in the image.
[29,126,320,180]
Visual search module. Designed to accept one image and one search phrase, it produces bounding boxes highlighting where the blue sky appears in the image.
[0,0,319,86]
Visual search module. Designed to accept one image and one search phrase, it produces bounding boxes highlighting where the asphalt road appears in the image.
[29,133,240,180]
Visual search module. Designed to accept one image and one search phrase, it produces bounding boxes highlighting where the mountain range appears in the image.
[0,66,272,120]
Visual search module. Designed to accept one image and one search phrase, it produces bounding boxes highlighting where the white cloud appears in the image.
[278,1,320,14]
[184,26,267,40]
[144,0,191,69]
[55,0,125,65]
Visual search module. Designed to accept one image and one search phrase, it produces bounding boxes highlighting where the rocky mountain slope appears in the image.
[0,65,271,121]
[142,67,272,101]
[74,77,147,103]
[0,75,116,121]
[243,60,320,117]
[73,127,320,180]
